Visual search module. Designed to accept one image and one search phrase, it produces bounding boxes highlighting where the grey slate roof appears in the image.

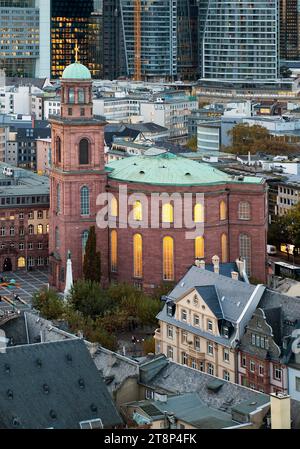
[0,339,122,429]
[167,266,257,323]
[195,285,223,319]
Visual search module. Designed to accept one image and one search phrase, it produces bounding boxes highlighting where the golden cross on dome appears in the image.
[74,43,80,63]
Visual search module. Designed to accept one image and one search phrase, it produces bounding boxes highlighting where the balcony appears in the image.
[186,346,205,360]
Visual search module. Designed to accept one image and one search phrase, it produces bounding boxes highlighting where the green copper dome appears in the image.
[62,62,91,80]
[106,152,263,186]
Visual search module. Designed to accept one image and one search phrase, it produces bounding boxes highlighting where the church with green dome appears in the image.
[49,62,268,293]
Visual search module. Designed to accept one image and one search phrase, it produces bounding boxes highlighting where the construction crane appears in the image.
[134,0,142,81]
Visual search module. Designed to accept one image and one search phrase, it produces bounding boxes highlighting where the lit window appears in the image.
[133,200,142,221]
[221,233,228,263]
[220,200,227,220]
[163,236,174,281]
[18,257,26,268]
[110,197,118,217]
[194,203,204,223]
[195,236,204,259]
[162,203,174,223]
[37,224,43,235]
[80,186,90,216]
[238,201,251,220]
[133,233,143,278]
[111,230,117,272]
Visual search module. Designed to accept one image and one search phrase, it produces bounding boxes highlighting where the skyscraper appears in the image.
[177,0,199,80]
[0,0,50,78]
[280,0,300,61]
[51,0,102,79]
[200,0,279,82]
[120,0,177,81]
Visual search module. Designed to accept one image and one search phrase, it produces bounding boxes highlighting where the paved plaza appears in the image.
[0,269,49,310]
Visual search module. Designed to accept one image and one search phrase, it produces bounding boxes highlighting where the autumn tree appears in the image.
[83,226,101,283]
[32,288,65,320]
[186,135,197,152]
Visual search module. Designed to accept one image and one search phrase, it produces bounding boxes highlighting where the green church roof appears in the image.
[62,62,91,80]
[106,152,264,186]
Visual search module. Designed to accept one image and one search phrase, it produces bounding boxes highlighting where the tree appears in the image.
[83,226,101,283]
[32,288,65,320]
[186,135,197,152]
[69,279,111,318]
[268,203,300,257]
[143,337,156,355]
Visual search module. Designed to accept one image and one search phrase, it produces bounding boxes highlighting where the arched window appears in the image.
[82,230,89,260]
[37,224,43,235]
[133,233,143,278]
[239,234,251,276]
[133,200,142,221]
[57,183,61,214]
[163,236,174,281]
[238,201,251,220]
[56,137,61,163]
[79,139,89,165]
[220,200,227,221]
[111,230,118,272]
[80,186,90,215]
[195,236,205,259]
[28,224,34,235]
[55,227,60,249]
[110,197,118,217]
[18,257,26,268]
[221,233,228,263]
[162,203,174,223]
[69,88,75,103]
[194,203,204,223]
[78,88,85,104]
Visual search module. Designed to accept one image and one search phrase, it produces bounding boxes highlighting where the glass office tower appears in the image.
[120,0,177,81]
[201,0,279,82]
[177,0,199,80]
[0,0,50,78]
[280,0,300,61]
[51,0,102,79]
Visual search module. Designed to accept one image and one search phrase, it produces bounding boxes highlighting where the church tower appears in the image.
[49,59,107,290]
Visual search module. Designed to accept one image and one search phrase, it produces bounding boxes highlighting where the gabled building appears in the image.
[155,258,266,383]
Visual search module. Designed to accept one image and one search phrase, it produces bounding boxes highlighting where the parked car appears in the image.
[267,244,277,255]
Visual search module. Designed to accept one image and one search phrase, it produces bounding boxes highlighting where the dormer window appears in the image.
[223,326,229,338]
[167,302,174,317]
[181,309,187,322]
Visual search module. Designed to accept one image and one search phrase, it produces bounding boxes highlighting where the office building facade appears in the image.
[0,0,50,78]
[51,0,102,79]
[280,0,300,62]
[200,0,279,82]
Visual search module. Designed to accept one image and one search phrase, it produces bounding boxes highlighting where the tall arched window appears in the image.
[110,197,118,217]
[195,236,205,259]
[221,233,228,263]
[28,224,34,235]
[57,183,61,214]
[69,88,75,103]
[239,234,251,276]
[82,230,89,260]
[163,236,174,281]
[80,186,90,215]
[111,230,118,272]
[56,137,61,163]
[220,200,227,221]
[79,139,89,165]
[55,227,60,249]
[133,200,143,221]
[238,201,251,220]
[78,88,85,104]
[133,233,143,278]
[162,203,174,223]
[194,203,204,223]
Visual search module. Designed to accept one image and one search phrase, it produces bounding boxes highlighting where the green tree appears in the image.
[32,288,65,320]
[83,226,101,283]
[69,279,111,318]
[268,203,300,258]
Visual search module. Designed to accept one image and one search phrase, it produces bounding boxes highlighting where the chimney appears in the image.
[270,393,291,429]
[199,260,205,270]
[231,271,239,281]
[236,257,246,276]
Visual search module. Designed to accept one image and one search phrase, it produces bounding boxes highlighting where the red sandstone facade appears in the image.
[49,72,268,291]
